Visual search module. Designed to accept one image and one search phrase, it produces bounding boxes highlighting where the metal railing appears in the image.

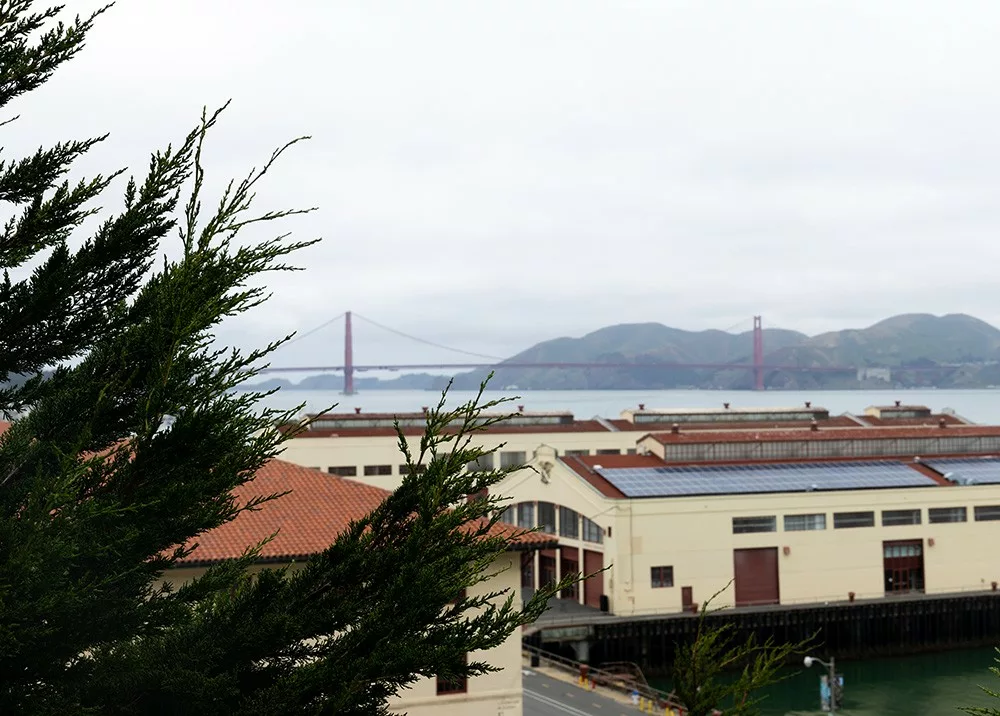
[522,643,689,713]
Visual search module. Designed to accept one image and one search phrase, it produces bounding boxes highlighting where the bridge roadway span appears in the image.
[260,361,858,373]
[523,669,634,716]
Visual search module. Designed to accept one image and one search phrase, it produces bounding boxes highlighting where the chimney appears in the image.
[810,419,819,431]
[805,401,811,408]
[638,403,645,411]
[354,407,362,414]
[671,423,680,434]
[723,402,730,410]
[939,418,948,429]
[518,405,525,413]
[895,400,901,407]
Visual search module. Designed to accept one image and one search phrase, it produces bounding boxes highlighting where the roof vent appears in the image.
[593,464,603,471]
[939,418,947,428]
[518,405,525,413]
[421,406,428,414]
[723,402,730,410]
[354,407,362,414]
[671,423,680,434]
[805,401,811,408]
[895,400,902,407]
[638,403,645,411]
[810,419,819,431]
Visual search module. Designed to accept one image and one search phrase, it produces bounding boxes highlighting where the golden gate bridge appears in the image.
[259,312,870,394]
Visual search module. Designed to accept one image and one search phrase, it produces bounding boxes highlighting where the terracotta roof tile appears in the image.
[560,453,958,496]
[861,414,964,427]
[176,460,551,566]
[607,416,862,432]
[290,420,611,439]
[0,420,9,436]
[644,425,1000,445]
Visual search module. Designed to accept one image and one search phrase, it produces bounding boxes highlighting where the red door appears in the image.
[733,547,780,607]
[883,540,924,594]
[583,550,603,609]
[559,547,579,600]
[682,586,694,612]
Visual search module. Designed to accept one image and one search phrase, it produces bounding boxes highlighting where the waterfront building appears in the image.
[278,403,1000,617]
[161,459,553,716]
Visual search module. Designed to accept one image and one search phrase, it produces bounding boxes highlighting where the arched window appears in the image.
[582,516,603,544]
[558,506,579,539]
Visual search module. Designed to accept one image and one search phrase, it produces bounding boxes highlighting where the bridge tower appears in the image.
[344,310,355,395]
[752,315,764,391]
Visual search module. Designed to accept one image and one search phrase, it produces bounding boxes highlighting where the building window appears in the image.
[651,566,674,588]
[436,653,468,695]
[363,464,392,476]
[559,506,579,539]
[596,448,621,455]
[784,513,826,531]
[399,464,426,475]
[626,448,637,455]
[517,502,535,529]
[582,516,603,544]
[882,509,922,527]
[833,511,875,529]
[328,466,357,476]
[564,449,589,457]
[537,502,556,534]
[466,454,494,472]
[929,507,967,524]
[732,516,777,534]
[975,505,1000,522]
[497,506,515,525]
[500,451,527,468]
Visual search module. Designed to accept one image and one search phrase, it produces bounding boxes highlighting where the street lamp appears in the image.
[804,655,839,714]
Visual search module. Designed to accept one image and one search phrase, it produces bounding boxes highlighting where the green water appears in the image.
[652,647,1000,715]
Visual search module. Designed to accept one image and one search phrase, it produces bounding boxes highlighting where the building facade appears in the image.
[277,403,1000,618]
[161,459,551,716]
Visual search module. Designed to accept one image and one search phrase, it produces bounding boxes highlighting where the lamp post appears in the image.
[804,655,839,714]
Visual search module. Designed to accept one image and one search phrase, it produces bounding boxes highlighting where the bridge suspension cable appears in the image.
[279,312,345,348]
[353,312,505,362]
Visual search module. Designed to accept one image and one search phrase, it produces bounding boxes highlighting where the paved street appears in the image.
[523,669,635,716]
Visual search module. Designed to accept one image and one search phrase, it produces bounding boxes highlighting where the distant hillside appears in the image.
[447,313,1000,391]
[243,313,1000,392]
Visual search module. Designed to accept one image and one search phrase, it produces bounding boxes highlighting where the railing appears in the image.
[527,583,1000,629]
[522,643,689,713]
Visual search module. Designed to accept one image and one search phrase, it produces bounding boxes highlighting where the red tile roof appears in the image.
[0,420,9,436]
[290,419,611,439]
[607,416,863,432]
[860,414,964,427]
[560,452,958,496]
[176,460,553,566]
[643,425,1000,445]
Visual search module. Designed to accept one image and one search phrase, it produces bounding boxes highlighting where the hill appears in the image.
[446,313,1000,391]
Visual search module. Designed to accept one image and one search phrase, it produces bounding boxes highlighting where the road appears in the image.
[522,669,635,716]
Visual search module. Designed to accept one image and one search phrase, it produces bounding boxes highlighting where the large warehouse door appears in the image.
[583,550,603,609]
[733,547,780,607]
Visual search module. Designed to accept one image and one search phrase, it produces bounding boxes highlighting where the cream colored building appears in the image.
[278,404,1000,618]
[161,459,551,716]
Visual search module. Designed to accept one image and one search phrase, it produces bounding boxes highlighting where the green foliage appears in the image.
[961,648,1000,716]
[670,583,815,716]
[0,3,576,713]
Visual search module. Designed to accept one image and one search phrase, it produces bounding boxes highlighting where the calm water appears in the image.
[258,387,1000,713]
[651,647,1000,715]
[255,386,1000,425]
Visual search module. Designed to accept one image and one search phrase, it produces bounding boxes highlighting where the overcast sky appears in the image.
[14,1,1000,367]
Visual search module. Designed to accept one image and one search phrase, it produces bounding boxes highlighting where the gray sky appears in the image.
[14,1,1000,368]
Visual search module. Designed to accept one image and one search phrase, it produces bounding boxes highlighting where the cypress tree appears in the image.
[0,3,572,713]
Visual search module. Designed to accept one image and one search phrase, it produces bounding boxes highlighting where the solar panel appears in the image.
[922,458,1000,485]
[594,460,937,498]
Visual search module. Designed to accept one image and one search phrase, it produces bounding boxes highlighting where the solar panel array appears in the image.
[922,458,1000,485]
[593,460,937,498]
